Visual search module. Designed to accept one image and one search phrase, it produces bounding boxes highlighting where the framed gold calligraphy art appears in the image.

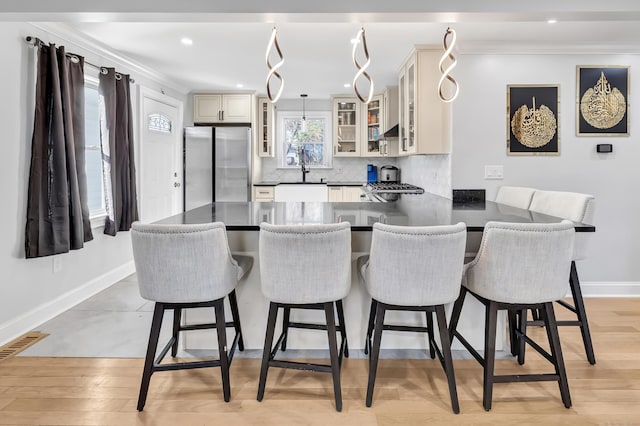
[507,84,560,156]
[577,66,629,136]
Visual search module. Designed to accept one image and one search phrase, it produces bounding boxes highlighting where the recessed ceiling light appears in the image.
[344,83,351,88]
[181,37,193,45]
[547,19,558,24]
[236,84,244,88]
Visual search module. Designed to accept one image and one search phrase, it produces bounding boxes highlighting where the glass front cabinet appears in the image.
[257,97,274,157]
[333,98,361,157]
[398,47,451,155]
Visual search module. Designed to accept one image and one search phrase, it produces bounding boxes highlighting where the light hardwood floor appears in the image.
[1,298,639,425]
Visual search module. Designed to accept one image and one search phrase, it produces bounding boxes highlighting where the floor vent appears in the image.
[0,332,48,361]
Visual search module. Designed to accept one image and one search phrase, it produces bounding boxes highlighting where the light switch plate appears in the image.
[484,165,504,180]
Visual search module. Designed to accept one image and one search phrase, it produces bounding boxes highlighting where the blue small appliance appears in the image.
[367,164,378,183]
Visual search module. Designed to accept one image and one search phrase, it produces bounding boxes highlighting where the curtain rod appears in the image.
[25,36,136,84]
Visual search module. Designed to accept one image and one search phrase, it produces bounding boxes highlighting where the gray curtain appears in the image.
[99,68,138,236]
[25,42,93,258]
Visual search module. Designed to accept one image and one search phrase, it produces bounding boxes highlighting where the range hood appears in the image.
[383,124,398,138]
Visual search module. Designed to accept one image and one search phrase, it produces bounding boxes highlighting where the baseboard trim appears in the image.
[580,282,640,297]
[0,261,135,346]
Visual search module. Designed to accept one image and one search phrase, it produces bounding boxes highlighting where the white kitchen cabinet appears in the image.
[257,97,274,157]
[361,94,384,157]
[328,186,364,202]
[328,186,343,202]
[333,98,361,157]
[362,87,400,157]
[193,93,252,123]
[398,47,451,155]
[274,184,328,202]
[253,186,275,202]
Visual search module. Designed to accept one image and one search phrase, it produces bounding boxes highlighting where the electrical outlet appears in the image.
[484,165,504,180]
[53,256,62,273]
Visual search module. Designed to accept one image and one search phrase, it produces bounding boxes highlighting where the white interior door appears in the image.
[139,88,183,223]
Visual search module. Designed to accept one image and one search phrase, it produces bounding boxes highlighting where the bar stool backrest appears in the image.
[465,221,575,304]
[131,222,240,303]
[529,190,595,224]
[529,190,595,260]
[365,222,467,306]
[495,186,536,209]
[259,222,351,304]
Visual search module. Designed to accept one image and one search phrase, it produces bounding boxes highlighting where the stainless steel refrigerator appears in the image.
[183,126,251,210]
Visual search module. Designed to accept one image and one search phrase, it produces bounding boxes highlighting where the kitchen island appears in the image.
[156,192,594,352]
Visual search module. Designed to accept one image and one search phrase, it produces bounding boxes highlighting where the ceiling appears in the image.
[10,1,640,98]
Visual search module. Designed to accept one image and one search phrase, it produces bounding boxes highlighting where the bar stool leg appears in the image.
[569,261,596,365]
[228,289,244,351]
[214,298,231,402]
[426,311,436,359]
[366,302,386,407]
[336,299,349,359]
[542,302,572,408]
[517,309,527,365]
[257,302,278,402]
[364,299,377,355]
[448,287,467,342]
[324,302,343,412]
[281,307,291,351]
[435,305,460,414]
[483,301,498,411]
[137,303,165,411]
[171,307,182,357]
[507,310,518,357]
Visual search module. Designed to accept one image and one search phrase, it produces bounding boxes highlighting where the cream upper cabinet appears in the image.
[193,93,252,123]
[257,97,274,157]
[398,47,451,155]
[333,97,361,157]
[363,87,399,157]
[362,94,384,157]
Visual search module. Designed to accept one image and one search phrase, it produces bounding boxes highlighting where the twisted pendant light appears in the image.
[438,27,459,103]
[265,27,285,103]
[352,27,374,104]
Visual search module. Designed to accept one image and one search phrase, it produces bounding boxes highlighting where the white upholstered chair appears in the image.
[495,185,536,209]
[359,222,467,413]
[528,190,596,365]
[257,222,351,412]
[131,222,252,411]
[449,220,575,411]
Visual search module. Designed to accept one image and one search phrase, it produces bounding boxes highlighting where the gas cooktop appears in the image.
[366,183,425,194]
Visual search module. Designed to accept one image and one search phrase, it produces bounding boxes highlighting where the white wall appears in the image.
[452,53,640,285]
[0,22,187,344]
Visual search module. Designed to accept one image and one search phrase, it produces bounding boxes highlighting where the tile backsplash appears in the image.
[259,153,451,199]
[260,157,397,183]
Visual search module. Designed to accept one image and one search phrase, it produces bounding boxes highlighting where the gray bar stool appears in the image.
[131,222,252,411]
[449,220,575,411]
[527,190,596,365]
[256,222,351,412]
[495,185,536,209]
[359,222,467,413]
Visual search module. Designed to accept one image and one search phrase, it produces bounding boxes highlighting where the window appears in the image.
[277,110,332,168]
[148,113,172,133]
[84,77,106,220]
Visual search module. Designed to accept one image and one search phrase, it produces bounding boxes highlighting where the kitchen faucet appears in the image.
[300,146,310,182]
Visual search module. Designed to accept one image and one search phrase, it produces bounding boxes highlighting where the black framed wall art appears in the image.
[577,66,629,136]
[507,84,559,156]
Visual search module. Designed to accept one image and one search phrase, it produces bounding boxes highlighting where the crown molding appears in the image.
[28,22,190,94]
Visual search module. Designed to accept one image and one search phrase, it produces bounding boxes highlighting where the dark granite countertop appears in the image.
[253,181,366,186]
[157,192,595,232]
